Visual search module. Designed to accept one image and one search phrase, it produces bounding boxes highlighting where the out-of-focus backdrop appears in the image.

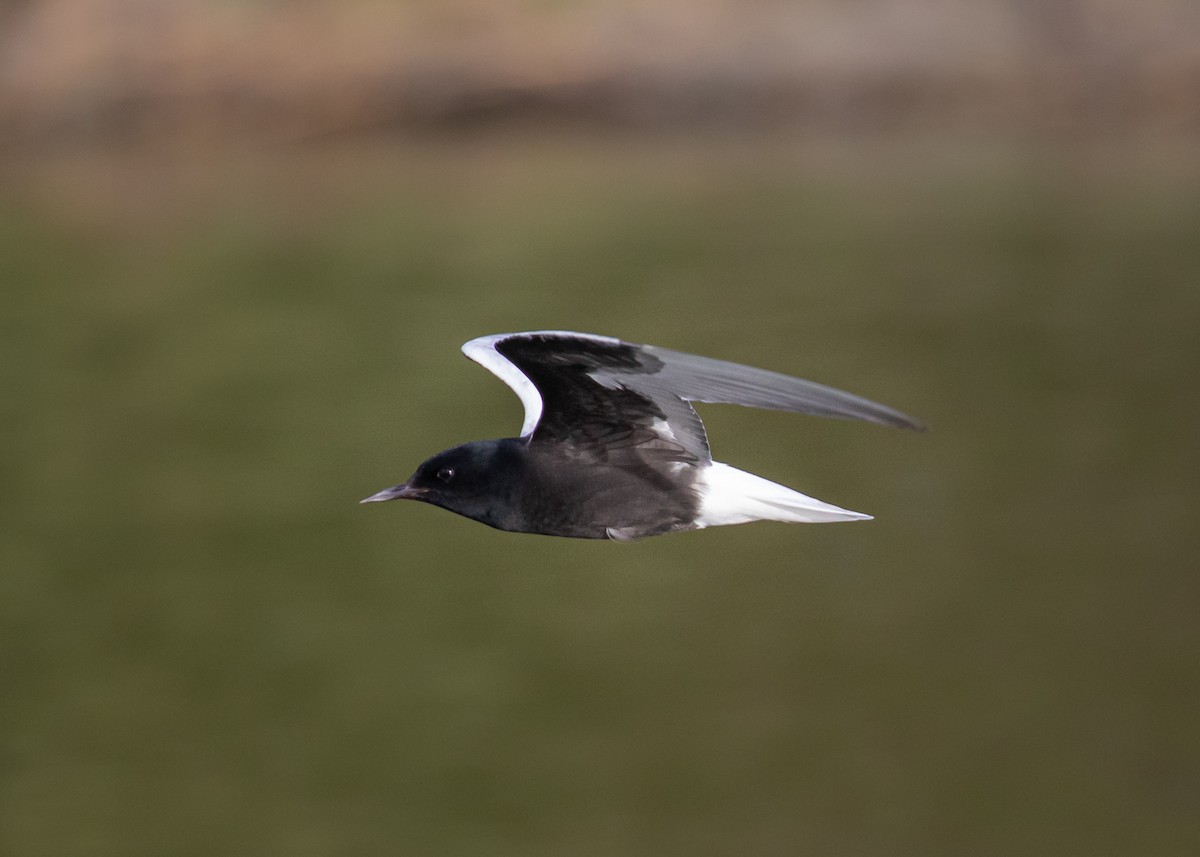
[2,2,1198,855]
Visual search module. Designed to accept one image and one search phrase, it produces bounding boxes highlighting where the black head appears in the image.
[360,439,523,530]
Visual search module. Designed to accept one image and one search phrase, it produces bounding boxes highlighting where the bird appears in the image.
[361,331,923,540]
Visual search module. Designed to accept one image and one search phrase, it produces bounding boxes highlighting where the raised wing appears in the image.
[462,331,923,461]
[641,343,925,430]
[462,332,560,438]
[463,331,708,459]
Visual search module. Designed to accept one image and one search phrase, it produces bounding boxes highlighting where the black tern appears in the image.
[362,331,922,540]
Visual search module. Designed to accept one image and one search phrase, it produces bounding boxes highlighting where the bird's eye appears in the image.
[436,467,455,482]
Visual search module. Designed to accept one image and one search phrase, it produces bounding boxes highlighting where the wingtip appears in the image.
[879,408,927,433]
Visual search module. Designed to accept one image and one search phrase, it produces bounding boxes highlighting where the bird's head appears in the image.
[360,439,522,529]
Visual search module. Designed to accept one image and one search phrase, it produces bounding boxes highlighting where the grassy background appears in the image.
[2,134,1198,855]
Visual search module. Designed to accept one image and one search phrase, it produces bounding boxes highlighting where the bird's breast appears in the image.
[516,448,701,539]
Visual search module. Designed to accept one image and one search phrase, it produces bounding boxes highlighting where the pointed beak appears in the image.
[360,483,424,504]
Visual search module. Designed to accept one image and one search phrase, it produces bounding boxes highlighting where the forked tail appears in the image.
[694,462,872,528]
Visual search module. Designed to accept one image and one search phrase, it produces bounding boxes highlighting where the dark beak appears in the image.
[360,483,424,504]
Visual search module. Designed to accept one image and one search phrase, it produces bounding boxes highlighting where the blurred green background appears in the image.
[3,2,1200,856]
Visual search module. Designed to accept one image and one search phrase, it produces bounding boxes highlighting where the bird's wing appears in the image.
[641,343,925,431]
[462,331,923,461]
[463,331,710,459]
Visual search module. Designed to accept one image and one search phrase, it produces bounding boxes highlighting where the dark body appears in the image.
[391,335,710,538]
[405,436,702,540]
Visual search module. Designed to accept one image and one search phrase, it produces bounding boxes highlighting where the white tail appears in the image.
[694,462,872,528]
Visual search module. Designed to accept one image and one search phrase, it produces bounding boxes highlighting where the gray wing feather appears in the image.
[465,331,924,461]
[640,345,925,431]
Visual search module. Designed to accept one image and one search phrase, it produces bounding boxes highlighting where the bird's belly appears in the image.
[520,461,700,539]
